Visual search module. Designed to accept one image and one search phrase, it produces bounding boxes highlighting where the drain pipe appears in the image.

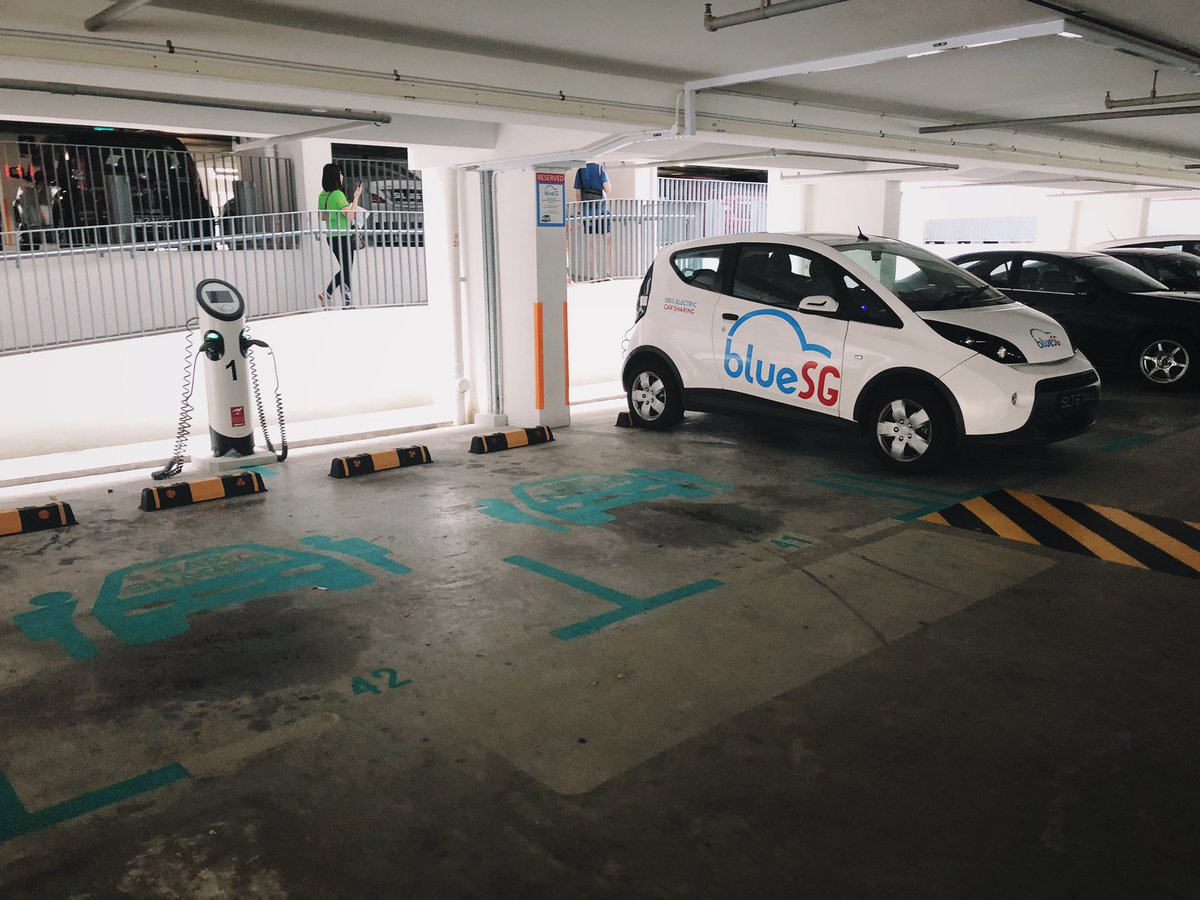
[448,168,468,426]
[704,0,850,32]
[85,0,155,32]
[479,170,504,419]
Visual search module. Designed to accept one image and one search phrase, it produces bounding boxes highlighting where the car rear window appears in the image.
[670,247,726,292]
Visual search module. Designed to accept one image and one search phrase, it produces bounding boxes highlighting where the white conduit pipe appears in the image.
[85,0,155,32]
[703,0,850,32]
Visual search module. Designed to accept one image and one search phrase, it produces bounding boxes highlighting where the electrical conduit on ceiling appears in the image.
[703,0,850,32]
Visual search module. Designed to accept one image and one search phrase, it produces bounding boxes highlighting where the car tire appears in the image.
[626,360,683,430]
[1134,334,1194,390]
[865,384,955,474]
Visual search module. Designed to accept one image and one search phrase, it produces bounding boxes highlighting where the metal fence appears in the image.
[566,198,708,282]
[657,176,768,236]
[0,138,295,252]
[332,157,424,248]
[0,210,428,355]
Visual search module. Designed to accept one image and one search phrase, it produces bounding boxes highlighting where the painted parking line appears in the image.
[808,472,1001,521]
[923,490,1200,579]
[504,556,723,640]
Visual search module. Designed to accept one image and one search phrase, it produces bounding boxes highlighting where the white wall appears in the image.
[1147,198,1200,236]
[807,179,901,237]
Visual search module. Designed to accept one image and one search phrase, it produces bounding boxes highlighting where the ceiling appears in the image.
[2,0,1199,186]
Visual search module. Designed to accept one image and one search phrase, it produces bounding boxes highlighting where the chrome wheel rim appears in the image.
[630,371,668,421]
[875,398,932,463]
[1139,339,1190,385]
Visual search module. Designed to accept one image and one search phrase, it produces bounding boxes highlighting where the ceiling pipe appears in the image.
[85,0,155,32]
[469,125,681,172]
[920,103,1200,135]
[1106,89,1200,109]
[0,78,391,124]
[682,19,1069,134]
[703,0,849,32]
[781,164,957,180]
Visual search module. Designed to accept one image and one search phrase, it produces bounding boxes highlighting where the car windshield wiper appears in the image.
[938,285,1000,307]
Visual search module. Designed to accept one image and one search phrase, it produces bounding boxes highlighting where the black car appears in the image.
[1099,248,1200,292]
[951,250,1200,390]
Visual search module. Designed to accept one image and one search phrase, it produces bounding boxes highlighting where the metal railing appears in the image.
[657,176,768,236]
[1,138,295,251]
[332,157,424,248]
[567,198,708,282]
[0,209,427,355]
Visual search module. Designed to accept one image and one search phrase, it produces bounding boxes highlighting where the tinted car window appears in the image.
[1073,257,1168,293]
[961,258,1013,287]
[731,244,842,311]
[1018,259,1084,294]
[670,247,726,292]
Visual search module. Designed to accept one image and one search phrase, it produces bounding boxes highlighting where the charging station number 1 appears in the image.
[225,359,238,381]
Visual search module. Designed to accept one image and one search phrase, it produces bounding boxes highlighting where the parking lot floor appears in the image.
[1,381,1199,899]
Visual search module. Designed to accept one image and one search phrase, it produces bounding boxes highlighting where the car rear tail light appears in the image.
[370,193,384,204]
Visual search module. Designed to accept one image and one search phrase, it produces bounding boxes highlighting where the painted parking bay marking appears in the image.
[923,490,1200,579]
[478,468,734,531]
[505,556,723,640]
[808,471,1000,521]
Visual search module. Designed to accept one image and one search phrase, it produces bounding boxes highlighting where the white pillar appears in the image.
[808,178,904,237]
[422,168,469,424]
[487,167,571,428]
[766,170,806,231]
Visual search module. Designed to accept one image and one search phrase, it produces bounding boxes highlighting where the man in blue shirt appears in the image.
[572,162,612,280]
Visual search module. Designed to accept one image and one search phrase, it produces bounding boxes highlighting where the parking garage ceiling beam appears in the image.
[682,19,1071,134]
[919,103,1200,136]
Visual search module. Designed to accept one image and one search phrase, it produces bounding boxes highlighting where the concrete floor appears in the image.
[1,378,1199,899]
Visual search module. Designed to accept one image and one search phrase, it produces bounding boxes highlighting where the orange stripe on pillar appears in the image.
[563,300,570,407]
[534,301,545,410]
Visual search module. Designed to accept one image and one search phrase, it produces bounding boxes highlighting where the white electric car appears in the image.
[623,233,1101,472]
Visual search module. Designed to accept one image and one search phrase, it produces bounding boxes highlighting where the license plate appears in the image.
[1058,386,1098,410]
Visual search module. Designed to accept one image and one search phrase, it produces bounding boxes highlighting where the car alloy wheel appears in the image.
[626,364,682,430]
[868,385,953,473]
[1138,338,1191,387]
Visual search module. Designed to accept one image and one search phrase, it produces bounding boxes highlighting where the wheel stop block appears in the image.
[139,472,267,511]
[329,445,433,478]
[615,412,634,428]
[469,427,555,454]
[0,502,78,537]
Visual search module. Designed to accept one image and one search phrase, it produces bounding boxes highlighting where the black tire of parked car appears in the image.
[864,383,955,474]
[1133,333,1195,391]
[626,359,684,430]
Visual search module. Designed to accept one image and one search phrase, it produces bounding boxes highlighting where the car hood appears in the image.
[919,303,1076,363]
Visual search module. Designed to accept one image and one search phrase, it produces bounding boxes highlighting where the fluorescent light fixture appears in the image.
[965,38,1018,49]
[214,167,239,174]
[906,49,944,58]
[1058,30,1083,38]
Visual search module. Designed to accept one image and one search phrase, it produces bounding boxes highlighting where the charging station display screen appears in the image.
[196,279,245,321]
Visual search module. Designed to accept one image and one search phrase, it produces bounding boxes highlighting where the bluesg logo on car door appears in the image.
[722,309,842,407]
[1030,328,1063,349]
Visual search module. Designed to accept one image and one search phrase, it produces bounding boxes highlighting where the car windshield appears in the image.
[1074,256,1169,292]
[833,241,1011,312]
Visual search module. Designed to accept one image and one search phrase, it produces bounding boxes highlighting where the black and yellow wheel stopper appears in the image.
[329,445,433,478]
[468,426,555,454]
[139,472,267,511]
[0,502,78,537]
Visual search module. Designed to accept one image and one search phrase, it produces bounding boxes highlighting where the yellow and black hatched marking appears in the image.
[0,501,77,537]
[923,489,1200,580]
[469,426,555,454]
[139,472,267,511]
[330,445,433,478]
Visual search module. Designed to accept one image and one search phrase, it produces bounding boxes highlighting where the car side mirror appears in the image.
[798,294,839,313]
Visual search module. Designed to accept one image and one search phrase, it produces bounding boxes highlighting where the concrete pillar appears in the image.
[808,178,904,237]
[484,167,571,429]
[766,171,806,232]
[273,137,332,212]
[422,168,469,424]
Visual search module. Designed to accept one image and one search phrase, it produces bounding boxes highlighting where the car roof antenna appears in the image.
[856,226,868,241]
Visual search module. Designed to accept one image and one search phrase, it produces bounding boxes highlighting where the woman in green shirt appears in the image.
[317,163,364,307]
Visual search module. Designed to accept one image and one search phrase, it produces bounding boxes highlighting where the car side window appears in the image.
[731,244,843,313]
[670,247,727,292]
[962,258,1013,288]
[1017,259,1083,294]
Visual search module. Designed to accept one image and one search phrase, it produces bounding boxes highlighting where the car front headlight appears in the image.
[926,320,1028,364]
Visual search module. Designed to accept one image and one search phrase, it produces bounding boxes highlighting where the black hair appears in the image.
[321,163,343,193]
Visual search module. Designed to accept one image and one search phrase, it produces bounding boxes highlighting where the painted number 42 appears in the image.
[351,667,412,696]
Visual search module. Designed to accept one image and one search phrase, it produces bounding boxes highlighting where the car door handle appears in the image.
[722,313,738,321]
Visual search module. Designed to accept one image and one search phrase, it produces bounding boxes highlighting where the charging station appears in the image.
[152,278,287,480]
